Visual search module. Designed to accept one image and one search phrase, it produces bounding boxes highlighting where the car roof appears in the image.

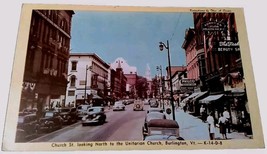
[147,119,179,128]
[146,112,165,121]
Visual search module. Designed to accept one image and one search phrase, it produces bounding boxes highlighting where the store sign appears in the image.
[180,79,196,87]
[202,21,227,31]
[216,41,240,52]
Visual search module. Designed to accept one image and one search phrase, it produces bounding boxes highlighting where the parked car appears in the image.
[16,113,39,142]
[38,111,63,132]
[143,119,184,140]
[19,108,38,116]
[133,100,144,111]
[56,107,77,124]
[113,101,126,111]
[142,112,166,136]
[77,104,92,119]
[82,107,106,126]
[147,108,164,113]
[150,99,159,108]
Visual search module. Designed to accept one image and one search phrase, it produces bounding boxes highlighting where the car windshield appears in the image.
[146,113,165,121]
[44,112,54,117]
[88,107,101,113]
[78,105,90,110]
[150,128,177,136]
[114,102,122,106]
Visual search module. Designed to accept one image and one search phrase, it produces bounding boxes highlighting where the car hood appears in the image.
[59,112,69,115]
[88,111,100,115]
[40,117,53,121]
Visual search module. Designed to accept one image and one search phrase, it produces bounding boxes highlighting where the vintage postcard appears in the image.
[2,4,264,151]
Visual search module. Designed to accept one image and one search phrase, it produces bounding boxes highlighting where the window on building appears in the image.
[68,90,75,96]
[71,61,77,71]
[70,75,76,87]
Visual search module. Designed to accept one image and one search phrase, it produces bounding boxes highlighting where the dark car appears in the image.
[38,111,63,132]
[77,104,92,119]
[143,119,184,141]
[142,112,166,136]
[16,114,39,142]
[19,108,38,116]
[56,107,77,124]
[150,99,159,108]
[82,107,106,126]
[146,108,164,114]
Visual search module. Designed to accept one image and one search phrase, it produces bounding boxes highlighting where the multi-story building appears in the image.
[66,53,110,107]
[182,28,206,91]
[20,10,74,117]
[193,13,249,130]
[111,61,127,99]
[111,57,137,98]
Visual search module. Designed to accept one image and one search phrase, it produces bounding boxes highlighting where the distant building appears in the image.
[166,66,186,92]
[20,10,74,116]
[111,61,127,99]
[66,53,110,107]
[111,57,137,98]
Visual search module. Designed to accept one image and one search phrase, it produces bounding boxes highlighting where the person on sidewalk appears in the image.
[200,105,206,122]
[218,113,227,139]
[206,112,215,140]
[223,107,231,133]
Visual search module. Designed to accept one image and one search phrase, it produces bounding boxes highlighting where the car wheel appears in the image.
[177,137,184,140]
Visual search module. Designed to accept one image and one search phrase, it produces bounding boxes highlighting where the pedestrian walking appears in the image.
[223,107,231,133]
[206,112,215,140]
[218,113,227,139]
[200,105,206,122]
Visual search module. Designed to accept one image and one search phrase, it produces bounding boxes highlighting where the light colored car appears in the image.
[133,100,144,111]
[113,101,126,111]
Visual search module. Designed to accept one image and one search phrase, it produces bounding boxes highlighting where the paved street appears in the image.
[30,104,148,142]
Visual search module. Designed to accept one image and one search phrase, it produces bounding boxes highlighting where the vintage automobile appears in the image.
[56,107,77,124]
[19,108,38,116]
[38,111,63,132]
[133,100,144,111]
[142,112,166,135]
[77,104,92,119]
[143,119,184,141]
[146,108,164,114]
[16,113,39,142]
[150,99,159,108]
[82,107,106,126]
[113,101,126,111]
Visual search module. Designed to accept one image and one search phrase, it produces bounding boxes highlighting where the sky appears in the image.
[70,11,194,77]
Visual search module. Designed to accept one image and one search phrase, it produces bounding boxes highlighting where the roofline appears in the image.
[70,52,110,68]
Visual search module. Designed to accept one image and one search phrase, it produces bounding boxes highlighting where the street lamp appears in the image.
[159,40,175,120]
[156,65,165,110]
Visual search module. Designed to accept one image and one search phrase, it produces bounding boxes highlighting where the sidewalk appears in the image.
[165,106,251,140]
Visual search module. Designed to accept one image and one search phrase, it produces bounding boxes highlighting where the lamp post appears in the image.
[156,65,165,110]
[159,40,175,120]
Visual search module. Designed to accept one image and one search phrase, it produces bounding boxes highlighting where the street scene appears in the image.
[16,9,253,143]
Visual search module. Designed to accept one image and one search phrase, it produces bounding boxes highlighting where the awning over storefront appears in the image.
[92,94,102,99]
[181,92,200,103]
[76,93,89,100]
[199,94,224,104]
[192,91,208,101]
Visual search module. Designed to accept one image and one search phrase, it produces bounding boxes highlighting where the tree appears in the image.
[136,76,148,98]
